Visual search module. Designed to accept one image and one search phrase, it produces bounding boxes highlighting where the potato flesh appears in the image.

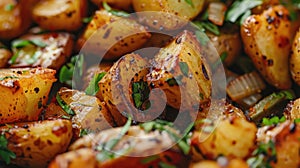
[0,68,56,124]
[1,119,73,168]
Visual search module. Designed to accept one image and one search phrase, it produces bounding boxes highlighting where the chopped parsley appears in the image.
[262,116,286,126]
[247,141,277,168]
[79,129,91,137]
[59,54,84,86]
[193,21,220,36]
[0,134,16,164]
[85,72,106,96]
[294,118,300,123]
[4,4,14,11]
[132,81,150,110]
[179,62,189,77]
[56,93,75,116]
[225,0,263,24]
[0,76,18,81]
[159,162,176,168]
[103,2,130,17]
[12,39,47,48]
[184,0,194,7]
[82,16,93,23]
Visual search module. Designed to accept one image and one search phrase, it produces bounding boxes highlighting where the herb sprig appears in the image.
[0,133,16,164]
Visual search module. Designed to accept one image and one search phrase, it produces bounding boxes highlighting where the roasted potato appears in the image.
[190,158,249,168]
[132,0,205,30]
[0,119,73,168]
[57,88,115,132]
[0,0,39,40]
[10,32,74,70]
[241,5,292,89]
[0,42,12,68]
[284,98,300,120]
[147,30,211,110]
[91,0,132,11]
[32,0,88,31]
[77,9,151,60]
[0,68,56,125]
[206,27,242,66]
[256,121,300,168]
[191,116,257,161]
[290,29,300,85]
[96,53,150,125]
[51,126,187,168]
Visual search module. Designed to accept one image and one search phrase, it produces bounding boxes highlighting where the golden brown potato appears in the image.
[191,116,257,161]
[92,0,132,11]
[0,43,12,67]
[241,5,292,89]
[256,121,300,168]
[290,29,300,85]
[96,53,149,125]
[132,0,205,30]
[284,98,300,120]
[147,30,211,110]
[32,0,88,31]
[77,10,151,60]
[0,68,56,125]
[10,32,74,70]
[0,0,39,40]
[190,159,249,168]
[206,28,242,66]
[57,88,115,132]
[0,119,73,168]
[51,126,187,168]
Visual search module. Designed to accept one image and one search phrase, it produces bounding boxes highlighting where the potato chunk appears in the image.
[241,5,292,89]
[10,32,74,70]
[32,0,88,31]
[0,119,73,168]
[0,68,56,124]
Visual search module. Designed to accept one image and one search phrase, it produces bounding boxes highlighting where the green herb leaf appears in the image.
[184,0,194,7]
[79,129,90,137]
[59,54,84,86]
[56,93,75,116]
[0,76,18,81]
[193,21,220,36]
[212,52,228,70]
[140,155,160,164]
[295,118,300,123]
[132,81,150,110]
[30,39,47,48]
[262,116,286,126]
[85,72,106,95]
[103,2,130,17]
[4,4,14,11]
[166,78,177,86]
[12,39,47,48]
[159,162,176,168]
[179,62,189,77]
[195,30,210,46]
[226,0,263,23]
[9,50,20,64]
[61,115,71,119]
[82,16,93,23]
[0,134,16,164]
[240,9,251,25]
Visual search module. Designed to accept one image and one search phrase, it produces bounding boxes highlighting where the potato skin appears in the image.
[191,116,257,161]
[32,0,88,31]
[10,32,74,70]
[241,5,292,89]
[147,30,211,110]
[0,0,39,40]
[96,53,149,125]
[77,10,151,60]
[290,29,300,85]
[0,68,56,125]
[284,98,300,120]
[132,0,205,30]
[0,119,73,168]
[257,121,300,168]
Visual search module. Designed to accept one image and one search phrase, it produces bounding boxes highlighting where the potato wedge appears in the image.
[32,0,88,31]
[0,68,56,124]
[191,116,257,161]
[0,119,73,168]
[0,0,38,40]
[57,88,115,132]
[241,5,292,89]
[10,32,74,70]
[147,30,211,111]
[284,98,300,120]
[132,0,205,30]
[256,121,300,168]
[77,10,151,60]
[92,0,132,11]
[51,126,187,168]
[96,53,150,125]
[0,43,12,68]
